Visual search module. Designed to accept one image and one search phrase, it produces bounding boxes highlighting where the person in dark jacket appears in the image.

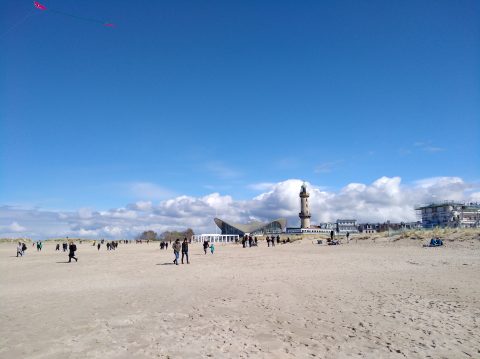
[181,238,189,264]
[68,242,78,263]
[203,240,209,254]
[172,239,181,265]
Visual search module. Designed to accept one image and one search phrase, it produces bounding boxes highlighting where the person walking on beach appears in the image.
[346,232,350,243]
[68,242,78,263]
[97,243,101,251]
[276,235,280,244]
[330,230,334,242]
[16,242,23,257]
[203,240,209,254]
[55,243,60,251]
[210,242,215,254]
[181,238,190,264]
[266,236,270,247]
[172,239,181,265]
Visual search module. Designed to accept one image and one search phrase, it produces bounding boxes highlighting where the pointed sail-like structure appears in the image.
[214,218,287,236]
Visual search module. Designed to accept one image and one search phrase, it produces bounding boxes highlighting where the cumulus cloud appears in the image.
[0,222,27,233]
[0,176,478,239]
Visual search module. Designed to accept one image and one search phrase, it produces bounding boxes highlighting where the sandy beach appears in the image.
[0,236,479,358]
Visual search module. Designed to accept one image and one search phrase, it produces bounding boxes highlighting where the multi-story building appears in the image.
[336,219,359,234]
[359,223,377,233]
[415,201,480,228]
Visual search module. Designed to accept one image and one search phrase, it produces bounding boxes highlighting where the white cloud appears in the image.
[413,141,445,153]
[131,201,152,211]
[0,176,478,239]
[0,222,27,233]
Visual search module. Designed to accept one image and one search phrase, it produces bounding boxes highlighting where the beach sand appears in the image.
[0,237,479,358]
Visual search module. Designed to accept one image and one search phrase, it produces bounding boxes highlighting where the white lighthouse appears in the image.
[299,182,311,229]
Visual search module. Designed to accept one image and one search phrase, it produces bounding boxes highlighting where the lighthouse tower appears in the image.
[299,182,311,228]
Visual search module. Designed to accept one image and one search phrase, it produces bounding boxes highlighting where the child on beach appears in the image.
[210,243,215,254]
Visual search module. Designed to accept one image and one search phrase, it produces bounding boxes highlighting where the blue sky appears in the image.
[1,0,479,216]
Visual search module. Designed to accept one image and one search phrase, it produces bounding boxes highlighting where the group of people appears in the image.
[57,242,69,252]
[55,243,68,251]
[241,235,258,248]
[202,240,215,255]
[16,242,27,257]
[106,241,118,250]
[159,241,169,250]
[265,235,281,247]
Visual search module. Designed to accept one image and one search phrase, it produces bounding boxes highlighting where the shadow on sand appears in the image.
[157,262,176,266]
[56,261,72,264]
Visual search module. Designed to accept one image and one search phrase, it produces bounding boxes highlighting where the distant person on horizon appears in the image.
[276,235,280,244]
[97,243,101,251]
[330,230,334,242]
[68,242,78,263]
[210,242,215,254]
[346,232,350,243]
[203,240,209,255]
[55,243,60,251]
[181,238,190,264]
[172,239,181,265]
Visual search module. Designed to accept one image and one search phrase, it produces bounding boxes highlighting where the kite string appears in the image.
[0,10,35,39]
[49,9,106,25]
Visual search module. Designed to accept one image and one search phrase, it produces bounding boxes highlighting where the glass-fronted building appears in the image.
[214,218,287,236]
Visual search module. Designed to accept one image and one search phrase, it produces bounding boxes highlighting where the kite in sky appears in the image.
[33,1,115,27]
